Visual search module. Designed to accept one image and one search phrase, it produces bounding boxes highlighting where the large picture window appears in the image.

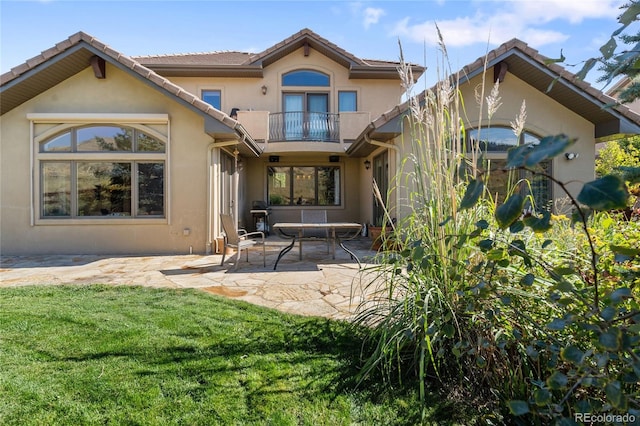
[38,125,166,219]
[468,127,552,210]
[267,166,340,206]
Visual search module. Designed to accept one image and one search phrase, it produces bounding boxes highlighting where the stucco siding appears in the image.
[461,73,596,200]
[1,64,214,255]
[392,72,597,221]
[241,155,362,230]
[168,47,403,121]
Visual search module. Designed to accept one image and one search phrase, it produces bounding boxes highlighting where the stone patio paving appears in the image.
[0,237,387,321]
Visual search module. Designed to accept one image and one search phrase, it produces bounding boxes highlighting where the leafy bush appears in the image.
[355,39,639,424]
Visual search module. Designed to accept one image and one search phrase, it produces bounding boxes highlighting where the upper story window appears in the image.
[338,91,357,112]
[202,90,221,110]
[37,125,166,219]
[282,70,329,87]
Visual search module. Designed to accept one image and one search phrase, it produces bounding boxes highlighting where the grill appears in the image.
[250,200,271,235]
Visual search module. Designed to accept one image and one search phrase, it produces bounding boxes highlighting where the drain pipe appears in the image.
[206,142,216,254]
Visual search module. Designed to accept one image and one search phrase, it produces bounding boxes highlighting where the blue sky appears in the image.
[0,0,634,89]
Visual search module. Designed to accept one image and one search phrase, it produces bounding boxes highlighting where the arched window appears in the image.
[468,126,552,210]
[282,70,329,87]
[468,127,540,152]
[38,125,166,218]
[40,125,165,153]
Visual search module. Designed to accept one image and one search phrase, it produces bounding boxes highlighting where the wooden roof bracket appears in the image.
[91,56,106,79]
[494,61,508,83]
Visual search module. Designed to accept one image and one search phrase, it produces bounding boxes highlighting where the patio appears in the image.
[0,236,385,321]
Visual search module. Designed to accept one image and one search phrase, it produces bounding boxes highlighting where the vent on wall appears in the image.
[269,156,280,163]
[329,155,339,162]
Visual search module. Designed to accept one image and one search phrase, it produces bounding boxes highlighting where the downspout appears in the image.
[233,148,240,229]
[206,142,216,254]
[30,120,34,227]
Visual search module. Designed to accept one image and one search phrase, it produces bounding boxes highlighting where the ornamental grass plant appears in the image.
[355,34,639,424]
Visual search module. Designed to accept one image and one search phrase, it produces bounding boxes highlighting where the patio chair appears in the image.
[300,209,330,254]
[219,213,265,270]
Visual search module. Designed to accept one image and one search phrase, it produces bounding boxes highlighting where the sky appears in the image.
[0,0,635,90]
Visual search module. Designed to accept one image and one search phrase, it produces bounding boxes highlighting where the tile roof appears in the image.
[244,28,365,67]
[0,31,261,156]
[135,51,252,66]
[348,38,640,156]
[134,27,423,80]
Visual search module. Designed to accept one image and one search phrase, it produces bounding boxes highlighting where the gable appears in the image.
[459,40,640,140]
[136,28,424,81]
[348,38,640,157]
[0,32,261,157]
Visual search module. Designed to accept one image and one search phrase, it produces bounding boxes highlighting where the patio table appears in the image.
[272,222,362,270]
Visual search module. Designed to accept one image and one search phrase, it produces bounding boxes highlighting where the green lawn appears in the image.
[0,285,454,425]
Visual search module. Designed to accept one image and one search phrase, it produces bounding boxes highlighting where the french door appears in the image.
[283,93,329,140]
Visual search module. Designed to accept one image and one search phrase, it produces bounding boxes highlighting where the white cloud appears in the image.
[510,0,624,24]
[348,2,386,29]
[363,7,386,29]
[519,28,569,47]
[390,0,624,48]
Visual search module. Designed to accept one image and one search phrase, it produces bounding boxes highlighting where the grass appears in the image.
[0,285,462,425]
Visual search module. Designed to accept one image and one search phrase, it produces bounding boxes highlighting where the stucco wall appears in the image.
[168,46,403,123]
[0,64,215,255]
[391,71,597,221]
[168,45,398,230]
[241,155,363,231]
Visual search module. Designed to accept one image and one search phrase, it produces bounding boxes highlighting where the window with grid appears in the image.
[267,166,340,206]
[38,125,166,219]
[468,127,552,210]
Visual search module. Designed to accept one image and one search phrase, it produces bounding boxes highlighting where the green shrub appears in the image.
[356,39,639,424]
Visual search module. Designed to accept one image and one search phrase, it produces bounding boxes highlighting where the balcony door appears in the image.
[283,93,328,140]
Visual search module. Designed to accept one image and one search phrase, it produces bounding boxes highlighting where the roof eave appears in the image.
[347,109,406,157]
[349,65,424,80]
[1,36,262,157]
[456,46,640,140]
[204,116,262,157]
[143,64,263,78]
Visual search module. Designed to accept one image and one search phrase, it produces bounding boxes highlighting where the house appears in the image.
[606,75,640,113]
[348,39,640,221]
[1,29,639,255]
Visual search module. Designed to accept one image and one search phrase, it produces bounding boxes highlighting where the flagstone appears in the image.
[0,237,386,320]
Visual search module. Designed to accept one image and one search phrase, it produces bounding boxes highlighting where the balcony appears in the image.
[268,112,339,142]
[236,110,371,149]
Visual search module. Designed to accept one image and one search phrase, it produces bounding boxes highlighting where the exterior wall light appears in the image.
[261,85,267,95]
[565,152,579,160]
[364,159,371,170]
